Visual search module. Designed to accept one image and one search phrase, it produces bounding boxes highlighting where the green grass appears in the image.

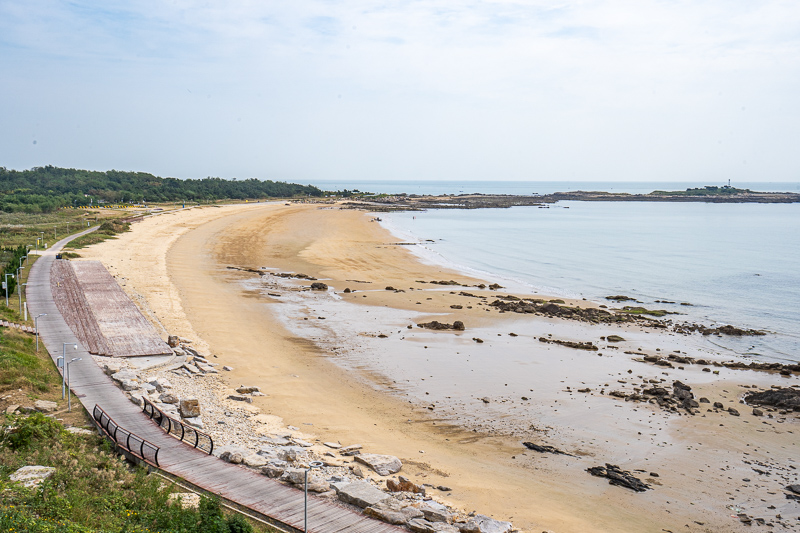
[0,413,270,532]
[0,329,55,392]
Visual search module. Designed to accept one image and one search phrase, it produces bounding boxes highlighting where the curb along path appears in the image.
[27,224,403,533]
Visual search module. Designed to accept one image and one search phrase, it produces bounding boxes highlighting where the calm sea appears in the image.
[305,180,800,364]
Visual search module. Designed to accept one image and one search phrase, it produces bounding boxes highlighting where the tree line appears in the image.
[0,165,325,212]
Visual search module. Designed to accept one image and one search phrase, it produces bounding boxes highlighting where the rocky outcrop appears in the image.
[417,321,465,331]
[745,388,800,411]
[587,464,651,492]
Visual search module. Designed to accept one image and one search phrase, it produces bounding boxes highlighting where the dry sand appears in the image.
[78,202,799,533]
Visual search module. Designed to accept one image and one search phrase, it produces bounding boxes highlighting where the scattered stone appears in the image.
[183,417,204,429]
[587,464,651,492]
[310,282,328,290]
[323,442,341,449]
[148,377,173,391]
[222,366,234,371]
[418,321,463,331]
[179,398,201,418]
[339,444,363,453]
[606,335,625,342]
[5,404,20,414]
[10,466,55,488]
[422,505,453,523]
[33,400,58,412]
[387,476,426,494]
[228,394,253,403]
[219,450,244,464]
[159,392,179,404]
[752,408,764,416]
[355,453,403,476]
[242,454,268,467]
[236,386,260,394]
[365,506,408,525]
[335,481,390,508]
[408,518,437,533]
[728,407,740,416]
[464,514,513,533]
[167,335,180,347]
[261,464,285,478]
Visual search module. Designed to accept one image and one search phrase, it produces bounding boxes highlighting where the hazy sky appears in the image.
[2,1,799,182]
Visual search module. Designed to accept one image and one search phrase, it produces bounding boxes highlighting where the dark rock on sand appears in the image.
[523,442,574,456]
[418,321,464,331]
[587,464,651,492]
[745,388,800,411]
[310,282,328,290]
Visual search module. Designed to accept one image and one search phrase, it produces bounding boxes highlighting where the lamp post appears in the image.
[4,273,14,306]
[61,343,77,398]
[304,461,324,533]
[66,357,82,411]
[35,314,46,352]
[19,282,26,315]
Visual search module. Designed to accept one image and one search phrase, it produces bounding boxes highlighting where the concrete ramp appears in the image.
[51,260,171,357]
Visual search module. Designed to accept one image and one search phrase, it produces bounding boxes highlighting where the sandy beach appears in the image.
[78,202,799,533]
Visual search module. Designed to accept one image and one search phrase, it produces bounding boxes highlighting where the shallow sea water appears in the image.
[381,201,800,364]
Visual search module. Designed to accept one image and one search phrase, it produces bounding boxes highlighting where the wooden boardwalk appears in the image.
[51,260,171,357]
[27,227,404,533]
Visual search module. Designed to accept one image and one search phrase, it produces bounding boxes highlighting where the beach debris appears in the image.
[310,282,328,290]
[587,464,651,492]
[522,442,575,456]
[354,453,403,476]
[417,320,465,331]
[179,398,201,418]
[335,481,390,508]
[538,337,598,351]
[386,475,425,494]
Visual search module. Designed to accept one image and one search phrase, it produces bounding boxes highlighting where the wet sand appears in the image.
[79,203,799,532]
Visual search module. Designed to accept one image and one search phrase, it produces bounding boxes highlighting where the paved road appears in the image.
[27,225,402,533]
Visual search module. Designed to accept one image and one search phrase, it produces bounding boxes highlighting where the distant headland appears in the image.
[340,185,800,211]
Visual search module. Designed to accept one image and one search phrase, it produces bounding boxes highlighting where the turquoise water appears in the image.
[381,201,800,364]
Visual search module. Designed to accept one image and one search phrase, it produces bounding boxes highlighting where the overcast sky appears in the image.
[1,1,799,182]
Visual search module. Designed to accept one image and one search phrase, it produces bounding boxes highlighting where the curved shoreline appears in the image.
[78,203,800,533]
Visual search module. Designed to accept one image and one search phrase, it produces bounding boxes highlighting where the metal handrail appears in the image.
[142,397,214,455]
[92,404,159,467]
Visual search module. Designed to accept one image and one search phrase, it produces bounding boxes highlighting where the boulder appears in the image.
[262,464,285,478]
[159,392,179,404]
[422,505,452,523]
[149,377,173,392]
[10,466,55,488]
[183,417,204,429]
[220,450,244,464]
[335,481,390,508]
[354,453,403,476]
[179,398,201,418]
[167,335,180,347]
[120,379,140,391]
[365,507,407,525]
[467,515,513,533]
[33,400,58,412]
[111,370,139,384]
[102,362,123,375]
[236,386,261,394]
[408,518,436,533]
[311,282,328,290]
[242,453,267,467]
[228,394,253,403]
